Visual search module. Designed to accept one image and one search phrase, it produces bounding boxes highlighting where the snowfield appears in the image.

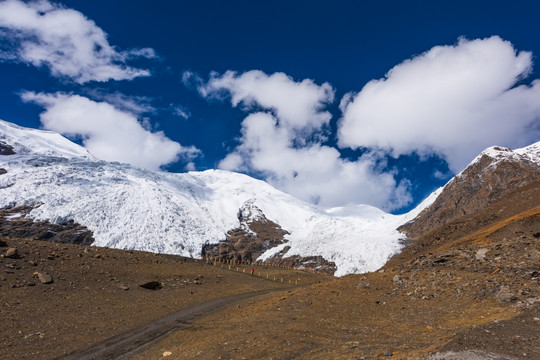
[0,119,438,275]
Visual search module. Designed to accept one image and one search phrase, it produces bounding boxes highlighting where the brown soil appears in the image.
[0,237,330,359]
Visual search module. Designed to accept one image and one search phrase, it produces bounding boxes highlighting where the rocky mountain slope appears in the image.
[1,118,538,277]
[0,119,428,276]
[399,142,540,240]
[138,159,540,360]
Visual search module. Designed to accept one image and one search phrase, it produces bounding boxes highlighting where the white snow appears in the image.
[464,141,540,174]
[0,120,92,159]
[0,119,440,276]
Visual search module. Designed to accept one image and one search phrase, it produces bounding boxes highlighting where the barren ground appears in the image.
[0,238,329,359]
[1,183,539,360]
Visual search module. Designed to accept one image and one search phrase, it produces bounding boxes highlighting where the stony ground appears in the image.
[137,268,538,359]
[0,237,330,359]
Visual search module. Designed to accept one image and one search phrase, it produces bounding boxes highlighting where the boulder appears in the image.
[33,272,54,284]
[5,247,21,259]
[140,281,163,290]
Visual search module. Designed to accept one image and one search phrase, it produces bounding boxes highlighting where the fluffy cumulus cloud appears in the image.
[0,0,155,83]
[339,36,540,172]
[21,92,200,171]
[200,71,412,211]
[199,70,335,136]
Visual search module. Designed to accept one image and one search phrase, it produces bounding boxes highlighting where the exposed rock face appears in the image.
[0,206,94,246]
[0,141,15,155]
[264,251,337,274]
[203,200,337,274]
[202,200,289,262]
[386,179,540,269]
[399,144,540,240]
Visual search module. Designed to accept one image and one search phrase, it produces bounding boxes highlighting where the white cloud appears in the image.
[220,113,412,210]
[0,0,155,83]
[338,36,540,173]
[171,104,191,119]
[203,71,412,211]
[84,90,156,115]
[21,92,200,171]
[199,70,335,136]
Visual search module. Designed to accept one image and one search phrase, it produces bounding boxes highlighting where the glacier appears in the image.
[0,119,437,276]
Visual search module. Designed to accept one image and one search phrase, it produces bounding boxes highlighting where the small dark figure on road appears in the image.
[251,267,254,275]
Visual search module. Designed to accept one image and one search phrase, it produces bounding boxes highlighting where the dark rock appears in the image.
[0,205,94,246]
[140,281,163,290]
[0,142,15,155]
[0,239,7,247]
[0,168,6,175]
[202,201,289,263]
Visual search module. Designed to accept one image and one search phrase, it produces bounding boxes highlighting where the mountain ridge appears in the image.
[1,119,538,276]
[0,119,423,276]
[399,141,540,241]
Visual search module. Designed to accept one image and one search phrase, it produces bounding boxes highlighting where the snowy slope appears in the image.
[0,119,436,276]
[461,141,540,175]
[0,120,92,159]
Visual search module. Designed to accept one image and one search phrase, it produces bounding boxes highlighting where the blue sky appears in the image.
[0,0,539,213]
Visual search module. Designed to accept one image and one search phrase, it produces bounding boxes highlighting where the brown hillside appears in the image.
[399,150,540,240]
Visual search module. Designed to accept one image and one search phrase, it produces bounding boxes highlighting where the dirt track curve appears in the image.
[63,290,272,360]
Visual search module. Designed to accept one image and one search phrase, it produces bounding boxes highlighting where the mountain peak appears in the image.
[466,141,540,173]
[400,140,540,240]
[0,119,93,159]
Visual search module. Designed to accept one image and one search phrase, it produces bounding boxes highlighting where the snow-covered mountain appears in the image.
[0,119,438,276]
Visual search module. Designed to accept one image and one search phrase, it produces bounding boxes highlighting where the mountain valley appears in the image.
[0,120,539,359]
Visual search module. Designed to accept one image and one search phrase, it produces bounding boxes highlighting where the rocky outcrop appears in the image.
[203,200,337,274]
[202,201,289,262]
[399,144,540,240]
[0,141,15,155]
[264,250,337,274]
[0,206,94,245]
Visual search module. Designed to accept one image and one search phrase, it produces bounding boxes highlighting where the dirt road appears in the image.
[63,290,274,360]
